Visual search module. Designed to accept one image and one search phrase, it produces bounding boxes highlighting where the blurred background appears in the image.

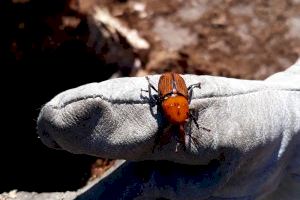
[1,0,299,194]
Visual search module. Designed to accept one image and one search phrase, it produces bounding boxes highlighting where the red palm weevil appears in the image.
[145,72,210,151]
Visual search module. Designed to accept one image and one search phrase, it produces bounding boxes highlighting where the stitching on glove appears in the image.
[50,94,149,109]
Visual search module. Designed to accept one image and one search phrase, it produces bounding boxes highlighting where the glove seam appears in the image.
[48,89,299,109]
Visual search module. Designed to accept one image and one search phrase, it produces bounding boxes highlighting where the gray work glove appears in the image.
[37,60,300,200]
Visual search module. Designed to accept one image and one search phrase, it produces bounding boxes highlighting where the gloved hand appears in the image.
[37,60,300,200]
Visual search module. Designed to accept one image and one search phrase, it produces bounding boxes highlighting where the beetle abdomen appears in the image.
[161,95,189,124]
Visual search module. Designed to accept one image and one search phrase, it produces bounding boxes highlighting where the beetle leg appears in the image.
[187,82,201,91]
[189,110,211,132]
[144,76,160,106]
[189,110,200,129]
[172,125,186,152]
[146,76,159,92]
[185,112,210,149]
[187,82,201,103]
[178,124,186,151]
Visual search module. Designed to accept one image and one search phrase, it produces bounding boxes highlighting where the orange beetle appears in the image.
[145,72,208,151]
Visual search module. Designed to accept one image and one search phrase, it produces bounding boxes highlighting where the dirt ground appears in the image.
[3,0,300,78]
[84,0,300,79]
[1,0,300,193]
